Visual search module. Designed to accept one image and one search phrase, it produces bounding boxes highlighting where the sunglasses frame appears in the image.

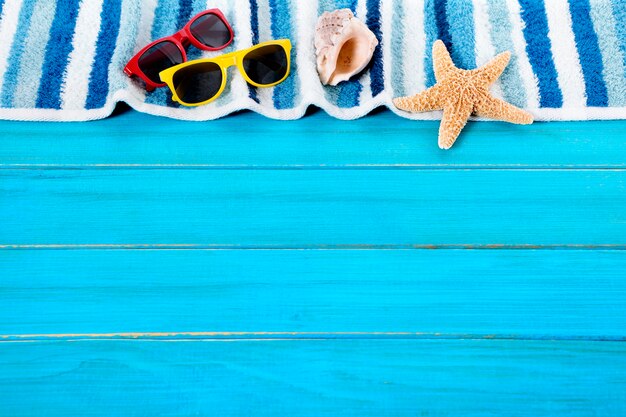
[124,9,234,92]
[159,39,292,107]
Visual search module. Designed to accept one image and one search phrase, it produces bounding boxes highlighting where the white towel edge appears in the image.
[1,90,626,122]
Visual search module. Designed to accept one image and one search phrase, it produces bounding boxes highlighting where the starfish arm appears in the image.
[433,40,456,82]
[475,93,534,124]
[439,99,473,150]
[477,51,511,86]
[393,85,443,113]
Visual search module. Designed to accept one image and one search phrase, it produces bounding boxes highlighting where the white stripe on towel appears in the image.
[61,0,105,109]
[297,0,324,105]
[402,0,426,94]
[544,0,586,108]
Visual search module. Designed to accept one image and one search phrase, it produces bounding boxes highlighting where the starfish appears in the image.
[394,40,534,149]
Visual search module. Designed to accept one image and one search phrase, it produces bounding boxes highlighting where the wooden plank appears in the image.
[2,249,625,337]
[1,339,625,416]
[1,110,626,168]
[1,169,625,245]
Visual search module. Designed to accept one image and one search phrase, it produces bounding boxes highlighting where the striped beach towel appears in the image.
[0,0,624,121]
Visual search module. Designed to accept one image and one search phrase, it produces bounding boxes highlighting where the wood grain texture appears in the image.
[1,339,625,417]
[0,110,625,168]
[2,169,625,246]
[1,249,626,337]
[2,111,626,415]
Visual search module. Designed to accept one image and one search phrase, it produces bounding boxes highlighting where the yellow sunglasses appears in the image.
[159,39,292,107]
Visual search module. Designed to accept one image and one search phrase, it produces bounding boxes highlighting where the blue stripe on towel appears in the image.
[177,0,194,28]
[613,0,626,70]
[390,0,406,97]
[250,0,259,45]
[593,0,626,107]
[433,0,452,52]
[1,0,37,108]
[568,0,609,107]
[35,0,81,109]
[85,0,122,110]
[446,0,475,69]
[366,0,384,97]
[423,0,439,87]
[486,0,527,107]
[150,0,180,41]
[0,0,5,17]
[335,82,362,108]
[518,0,563,108]
[248,0,260,103]
[269,0,297,109]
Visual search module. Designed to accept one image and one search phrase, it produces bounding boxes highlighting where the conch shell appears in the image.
[315,9,379,86]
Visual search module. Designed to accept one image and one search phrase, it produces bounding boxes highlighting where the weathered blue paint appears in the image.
[1,340,626,416]
[1,249,626,337]
[2,168,626,245]
[1,109,626,415]
[2,111,625,167]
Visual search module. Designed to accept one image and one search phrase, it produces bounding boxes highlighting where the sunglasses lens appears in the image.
[172,62,223,104]
[138,41,184,84]
[242,44,289,85]
[190,13,232,48]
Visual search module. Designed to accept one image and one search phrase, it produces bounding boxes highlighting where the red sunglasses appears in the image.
[124,9,234,91]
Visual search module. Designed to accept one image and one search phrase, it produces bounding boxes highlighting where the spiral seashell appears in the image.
[314,9,379,86]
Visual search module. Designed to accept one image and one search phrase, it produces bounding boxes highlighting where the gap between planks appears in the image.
[2,164,626,170]
[2,332,626,343]
[2,244,626,250]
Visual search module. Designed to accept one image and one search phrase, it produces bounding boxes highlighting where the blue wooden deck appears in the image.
[1,109,626,415]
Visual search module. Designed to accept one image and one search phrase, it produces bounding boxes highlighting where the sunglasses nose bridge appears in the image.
[216,53,238,69]
[172,31,187,45]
